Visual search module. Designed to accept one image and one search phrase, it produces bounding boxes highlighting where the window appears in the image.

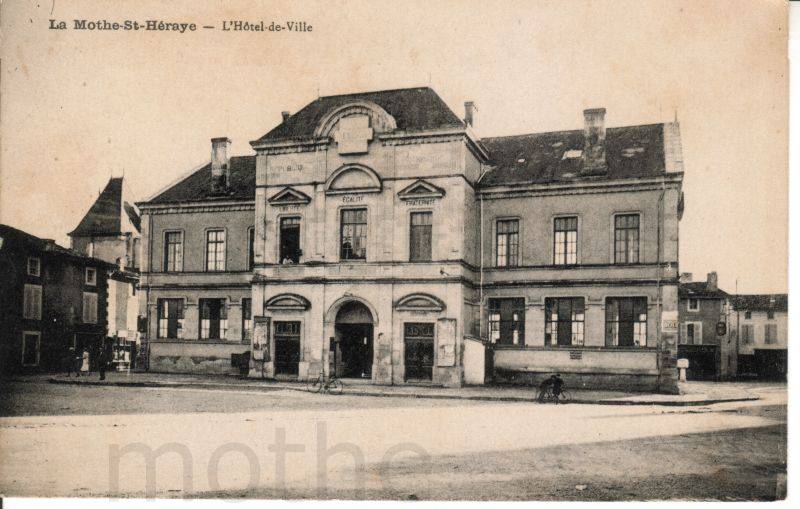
[200,298,228,340]
[409,211,433,261]
[687,298,699,312]
[248,227,256,270]
[744,311,752,320]
[767,310,775,320]
[765,324,778,344]
[545,297,585,346]
[23,284,42,320]
[85,267,97,285]
[157,299,184,339]
[496,219,519,267]
[279,218,302,264]
[605,297,648,347]
[27,257,40,277]
[22,332,40,366]
[82,292,98,324]
[683,322,703,345]
[553,217,578,265]
[164,231,183,272]
[614,214,640,264]
[489,298,525,345]
[242,298,252,341]
[340,209,367,260]
[741,324,754,344]
[205,230,226,271]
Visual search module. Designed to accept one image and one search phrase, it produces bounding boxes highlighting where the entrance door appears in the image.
[335,323,373,378]
[404,322,434,381]
[274,321,301,375]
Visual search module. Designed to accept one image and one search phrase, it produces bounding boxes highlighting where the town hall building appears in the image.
[137,87,685,392]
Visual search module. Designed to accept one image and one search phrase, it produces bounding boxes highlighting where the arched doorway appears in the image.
[334,300,374,379]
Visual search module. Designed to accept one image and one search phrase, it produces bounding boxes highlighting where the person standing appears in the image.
[98,344,108,381]
[80,349,90,376]
[64,347,76,377]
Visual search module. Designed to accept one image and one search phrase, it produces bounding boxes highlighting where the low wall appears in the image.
[149,341,250,375]
[492,347,660,392]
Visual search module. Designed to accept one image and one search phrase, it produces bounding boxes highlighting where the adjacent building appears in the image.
[136,86,685,392]
[677,272,732,379]
[136,153,256,374]
[0,224,113,373]
[732,294,787,379]
[69,176,142,369]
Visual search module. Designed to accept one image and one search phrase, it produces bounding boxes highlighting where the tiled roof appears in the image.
[0,224,115,268]
[70,178,140,236]
[480,123,670,186]
[256,87,464,142]
[679,282,729,299]
[146,156,256,204]
[732,294,788,312]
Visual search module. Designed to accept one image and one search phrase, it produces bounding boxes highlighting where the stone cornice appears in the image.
[138,201,255,214]
[477,174,684,199]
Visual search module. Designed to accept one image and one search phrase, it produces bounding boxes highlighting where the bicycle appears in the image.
[306,371,343,395]
[537,384,572,404]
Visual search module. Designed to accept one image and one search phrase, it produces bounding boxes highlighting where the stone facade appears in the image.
[137,201,255,374]
[136,87,685,392]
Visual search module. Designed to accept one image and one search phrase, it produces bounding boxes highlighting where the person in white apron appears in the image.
[80,350,90,375]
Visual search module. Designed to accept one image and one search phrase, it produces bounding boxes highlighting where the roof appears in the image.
[0,224,115,268]
[480,123,671,186]
[145,156,256,204]
[69,177,141,236]
[256,87,464,142]
[732,294,788,312]
[679,282,729,300]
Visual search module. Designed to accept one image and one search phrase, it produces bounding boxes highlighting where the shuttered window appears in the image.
[82,292,98,324]
[741,324,754,344]
[605,297,648,347]
[489,298,525,345]
[23,284,42,320]
[545,297,585,346]
[242,298,252,341]
[200,298,228,340]
[765,324,778,344]
[409,211,432,261]
[157,299,184,339]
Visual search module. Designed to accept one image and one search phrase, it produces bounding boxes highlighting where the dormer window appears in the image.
[85,267,97,286]
[27,257,41,277]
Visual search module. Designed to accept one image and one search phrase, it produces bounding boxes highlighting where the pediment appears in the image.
[397,179,446,200]
[264,293,311,311]
[268,187,311,206]
[395,293,446,312]
[325,164,382,195]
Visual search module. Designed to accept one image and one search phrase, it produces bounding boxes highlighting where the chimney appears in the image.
[581,108,607,173]
[464,101,475,128]
[211,137,231,194]
[680,272,693,284]
[281,111,291,122]
[706,272,718,291]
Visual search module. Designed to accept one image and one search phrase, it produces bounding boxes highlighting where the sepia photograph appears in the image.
[0,0,791,505]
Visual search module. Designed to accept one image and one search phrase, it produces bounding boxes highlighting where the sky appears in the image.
[0,0,788,293]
